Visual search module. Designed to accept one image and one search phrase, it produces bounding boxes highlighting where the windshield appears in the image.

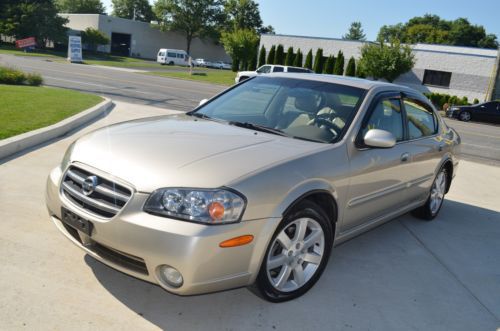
[192,77,366,143]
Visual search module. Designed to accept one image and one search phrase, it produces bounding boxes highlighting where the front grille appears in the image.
[61,166,132,218]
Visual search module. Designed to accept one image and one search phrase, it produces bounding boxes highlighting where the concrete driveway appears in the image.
[0,102,499,330]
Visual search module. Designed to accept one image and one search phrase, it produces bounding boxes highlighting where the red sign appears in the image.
[15,37,36,49]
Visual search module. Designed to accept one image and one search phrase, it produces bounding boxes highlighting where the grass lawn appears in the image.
[0,85,103,140]
[147,69,236,86]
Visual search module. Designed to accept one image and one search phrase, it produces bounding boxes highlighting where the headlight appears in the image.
[144,188,246,224]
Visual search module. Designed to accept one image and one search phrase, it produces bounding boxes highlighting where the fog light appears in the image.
[159,265,183,288]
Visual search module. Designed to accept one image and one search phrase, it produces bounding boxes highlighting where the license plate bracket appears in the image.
[61,207,93,236]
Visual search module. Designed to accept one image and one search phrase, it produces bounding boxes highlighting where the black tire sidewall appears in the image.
[255,200,334,302]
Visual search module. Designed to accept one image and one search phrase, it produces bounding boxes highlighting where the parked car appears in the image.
[235,65,313,83]
[157,49,189,66]
[211,61,232,70]
[194,58,210,67]
[46,74,460,302]
[446,100,500,123]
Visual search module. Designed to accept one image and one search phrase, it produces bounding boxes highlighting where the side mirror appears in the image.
[199,99,208,106]
[363,129,396,148]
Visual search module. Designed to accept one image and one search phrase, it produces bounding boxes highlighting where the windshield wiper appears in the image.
[228,121,289,137]
[188,112,211,119]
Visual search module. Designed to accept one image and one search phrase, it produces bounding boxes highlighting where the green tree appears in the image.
[81,27,110,52]
[313,48,323,73]
[221,28,259,72]
[274,44,284,65]
[284,47,294,66]
[345,57,356,76]
[293,49,303,67]
[267,45,276,64]
[333,50,344,75]
[223,0,262,32]
[323,55,335,74]
[304,49,313,70]
[358,41,415,82]
[57,0,106,14]
[376,14,498,49]
[0,0,68,47]
[343,21,366,41]
[257,45,266,67]
[154,0,223,55]
[112,0,154,22]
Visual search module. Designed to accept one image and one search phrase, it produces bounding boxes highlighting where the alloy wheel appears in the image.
[430,171,446,215]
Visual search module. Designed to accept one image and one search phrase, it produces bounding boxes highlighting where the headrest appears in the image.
[294,92,318,114]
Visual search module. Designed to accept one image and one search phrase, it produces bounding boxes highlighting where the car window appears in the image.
[158,51,165,56]
[273,66,284,72]
[287,67,309,73]
[361,98,404,142]
[167,52,176,57]
[256,66,271,73]
[403,98,437,139]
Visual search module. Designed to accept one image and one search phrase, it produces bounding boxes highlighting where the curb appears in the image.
[0,97,112,160]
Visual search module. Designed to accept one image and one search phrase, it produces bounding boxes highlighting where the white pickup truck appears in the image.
[235,65,313,83]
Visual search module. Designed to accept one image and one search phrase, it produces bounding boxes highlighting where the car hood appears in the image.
[237,71,256,76]
[70,114,326,192]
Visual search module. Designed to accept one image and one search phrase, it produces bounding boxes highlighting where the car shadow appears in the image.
[84,199,500,330]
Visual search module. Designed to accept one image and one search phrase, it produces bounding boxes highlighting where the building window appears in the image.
[422,70,452,88]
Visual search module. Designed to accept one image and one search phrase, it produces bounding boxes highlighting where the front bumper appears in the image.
[46,165,280,295]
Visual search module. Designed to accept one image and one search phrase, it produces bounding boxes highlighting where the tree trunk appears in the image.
[186,33,193,55]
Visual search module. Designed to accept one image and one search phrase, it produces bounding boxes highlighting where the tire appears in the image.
[459,111,471,121]
[253,200,334,302]
[412,168,448,221]
[168,61,174,65]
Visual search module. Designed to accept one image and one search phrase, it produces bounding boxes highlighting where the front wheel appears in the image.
[412,168,448,220]
[254,200,333,302]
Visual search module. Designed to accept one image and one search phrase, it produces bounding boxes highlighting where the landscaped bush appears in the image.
[313,48,324,73]
[258,46,266,68]
[0,66,43,86]
[473,98,479,104]
[267,45,276,64]
[423,92,473,109]
[285,47,294,66]
[333,50,345,75]
[323,55,335,74]
[274,44,284,65]
[304,50,313,70]
[345,57,356,77]
[293,49,303,67]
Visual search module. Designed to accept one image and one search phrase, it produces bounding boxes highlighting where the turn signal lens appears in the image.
[208,201,225,220]
[219,235,254,248]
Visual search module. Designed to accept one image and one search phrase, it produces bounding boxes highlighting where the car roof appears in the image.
[265,73,417,93]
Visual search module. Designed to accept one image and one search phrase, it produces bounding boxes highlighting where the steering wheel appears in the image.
[313,114,342,135]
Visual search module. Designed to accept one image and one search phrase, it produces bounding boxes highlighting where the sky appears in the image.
[101,0,500,42]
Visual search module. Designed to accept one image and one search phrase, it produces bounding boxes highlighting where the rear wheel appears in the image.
[254,200,333,302]
[168,61,174,65]
[459,111,471,121]
[412,168,448,220]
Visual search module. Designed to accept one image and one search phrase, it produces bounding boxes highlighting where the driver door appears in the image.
[342,92,413,232]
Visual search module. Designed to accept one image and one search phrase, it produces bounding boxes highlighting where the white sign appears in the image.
[68,36,83,63]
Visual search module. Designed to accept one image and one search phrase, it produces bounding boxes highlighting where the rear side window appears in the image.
[273,66,284,72]
[361,98,404,142]
[287,67,309,73]
[403,98,437,139]
[167,52,176,57]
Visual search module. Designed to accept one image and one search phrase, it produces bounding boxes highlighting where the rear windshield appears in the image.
[194,77,366,143]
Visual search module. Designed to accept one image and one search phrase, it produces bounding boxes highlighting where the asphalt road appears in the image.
[1,54,499,163]
[1,101,499,330]
[0,54,225,112]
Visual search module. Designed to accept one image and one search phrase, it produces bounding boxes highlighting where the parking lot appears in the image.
[0,101,499,331]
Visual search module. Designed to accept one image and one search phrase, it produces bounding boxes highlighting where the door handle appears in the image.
[400,152,410,162]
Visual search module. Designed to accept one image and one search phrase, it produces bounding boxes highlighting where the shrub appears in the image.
[274,44,284,65]
[26,73,43,86]
[258,46,266,68]
[424,92,472,109]
[473,98,479,104]
[304,49,313,70]
[285,47,294,66]
[333,50,345,75]
[345,57,356,76]
[323,55,335,74]
[313,48,324,73]
[293,49,303,67]
[267,45,276,64]
[232,59,240,72]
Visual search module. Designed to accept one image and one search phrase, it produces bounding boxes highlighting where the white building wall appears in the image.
[260,34,500,102]
[61,14,230,61]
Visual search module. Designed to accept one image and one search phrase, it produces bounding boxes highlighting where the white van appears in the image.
[157,49,190,66]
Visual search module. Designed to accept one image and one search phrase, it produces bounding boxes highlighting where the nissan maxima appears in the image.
[46,74,460,302]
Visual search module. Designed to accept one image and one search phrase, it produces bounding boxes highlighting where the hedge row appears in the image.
[0,66,43,86]
[423,92,480,110]
[257,45,358,77]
